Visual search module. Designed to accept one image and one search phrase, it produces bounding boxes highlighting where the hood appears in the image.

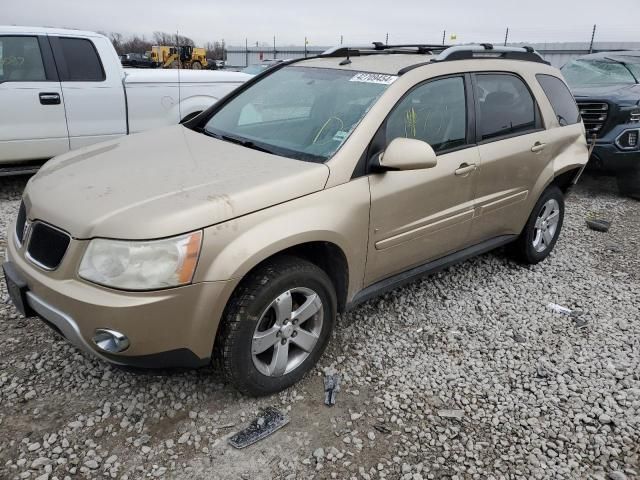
[25,126,329,239]
[571,83,640,102]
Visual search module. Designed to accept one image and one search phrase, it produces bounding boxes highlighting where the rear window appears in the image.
[536,74,580,126]
[58,37,105,81]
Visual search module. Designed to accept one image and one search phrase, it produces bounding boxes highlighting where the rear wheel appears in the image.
[216,256,336,396]
[513,185,564,264]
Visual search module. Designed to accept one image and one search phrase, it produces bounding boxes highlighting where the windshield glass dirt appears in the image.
[204,66,394,162]
[562,59,638,87]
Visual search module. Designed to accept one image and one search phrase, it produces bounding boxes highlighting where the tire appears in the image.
[616,168,640,200]
[513,185,565,264]
[191,61,202,70]
[216,255,337,396]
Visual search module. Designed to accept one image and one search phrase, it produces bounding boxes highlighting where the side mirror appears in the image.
[378,137,437,171]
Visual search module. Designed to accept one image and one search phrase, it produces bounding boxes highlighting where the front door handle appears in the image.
[531,142,546,153]
[455,163,477,176]
[39,92,61,105]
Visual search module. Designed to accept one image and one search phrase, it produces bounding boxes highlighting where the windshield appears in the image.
[204,66,393,162]
[562,59,638,87]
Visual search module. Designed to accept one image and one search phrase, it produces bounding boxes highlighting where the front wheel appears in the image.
[216,256,336,396]
[191,61,202,70]
[513,185,565,264]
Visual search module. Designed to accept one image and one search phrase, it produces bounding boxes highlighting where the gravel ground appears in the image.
[0,173,638,480]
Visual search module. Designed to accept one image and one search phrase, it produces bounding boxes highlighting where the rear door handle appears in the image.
[455,163,477,176]
[531,142,546,153]
[39,92,61,105]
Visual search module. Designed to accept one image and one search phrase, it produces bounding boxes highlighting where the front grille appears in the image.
[15,201,26,244]
[26,223,70,270]
[577,101,609,137]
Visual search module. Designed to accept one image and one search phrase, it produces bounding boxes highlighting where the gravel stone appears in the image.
[0,174,638,479]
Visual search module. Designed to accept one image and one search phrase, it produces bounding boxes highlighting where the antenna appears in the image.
[176,28,181,115]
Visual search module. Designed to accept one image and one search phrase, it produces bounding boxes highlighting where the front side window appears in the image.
[561,59,637,87]
[385,76,467,153]
[204,66,392,162]
[475,74,537,141]
[58,37,105,81]
[536,74,580,126]
[0,36,46,82]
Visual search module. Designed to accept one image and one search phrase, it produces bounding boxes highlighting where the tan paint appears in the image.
[9,54,588,363]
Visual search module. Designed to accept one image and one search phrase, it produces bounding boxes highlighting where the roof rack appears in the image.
[434,44,549,64]
[318,42,550,71]
[320,42,451,58]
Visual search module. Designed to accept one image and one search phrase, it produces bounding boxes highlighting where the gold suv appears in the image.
[4,44,588,395]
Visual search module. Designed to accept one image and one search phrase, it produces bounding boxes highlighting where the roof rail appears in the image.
[434,44,549,64]
[321,42,451,58]
[371,42,452,53]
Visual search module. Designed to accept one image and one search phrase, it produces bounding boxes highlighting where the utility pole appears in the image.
[504,27,509,46]
[304,36,308,58]
[340,35,343,45]
[273,35,276,59]
[245,37,248,67]
[589,24,597,53]
[385,32,389,46]
[442,30,446,45]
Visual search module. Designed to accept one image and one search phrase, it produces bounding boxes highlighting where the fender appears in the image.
[194,178,371,303]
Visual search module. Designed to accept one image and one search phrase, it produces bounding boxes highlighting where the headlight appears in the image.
[79,231,202,290]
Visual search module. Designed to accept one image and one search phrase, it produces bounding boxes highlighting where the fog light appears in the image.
[93,329,130,353]
[615,129,640,150]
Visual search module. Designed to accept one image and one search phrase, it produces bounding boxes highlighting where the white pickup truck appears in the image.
[0,26,251,174]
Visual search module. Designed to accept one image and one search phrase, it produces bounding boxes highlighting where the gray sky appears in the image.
[3,0,638,47]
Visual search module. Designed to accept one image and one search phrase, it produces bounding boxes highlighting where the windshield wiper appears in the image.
[204,129,276,155]
[220,134,277,154]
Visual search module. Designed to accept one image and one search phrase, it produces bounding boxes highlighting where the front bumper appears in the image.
[5,231,236,368]
[590,123,640,173]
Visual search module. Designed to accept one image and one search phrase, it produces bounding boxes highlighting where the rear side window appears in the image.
[0,36,46,82]
[536,74,580,126]
[58,38,105,81]
[475,74,537,141]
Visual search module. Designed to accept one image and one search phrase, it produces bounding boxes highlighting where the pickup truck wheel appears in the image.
[217,256,336,396]
[513,185,564,264]
[616,168,640,200]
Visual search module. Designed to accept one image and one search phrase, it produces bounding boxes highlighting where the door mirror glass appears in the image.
[379,137,437,171]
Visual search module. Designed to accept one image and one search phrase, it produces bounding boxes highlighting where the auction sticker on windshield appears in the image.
[349,72,398,85]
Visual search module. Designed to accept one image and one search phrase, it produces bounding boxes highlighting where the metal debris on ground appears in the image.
[547,303,573,315]
[373,424,392,434]
[324,373,341,406]
[228,407,289,449]
[586,218,611,232]
[437,409,465,419]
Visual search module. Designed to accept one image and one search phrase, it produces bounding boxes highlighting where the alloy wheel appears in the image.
[532,198,560,253]
[251,287,324,377]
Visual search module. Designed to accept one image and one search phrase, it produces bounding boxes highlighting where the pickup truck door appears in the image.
[49,35,127,150]
[0,34,69,166]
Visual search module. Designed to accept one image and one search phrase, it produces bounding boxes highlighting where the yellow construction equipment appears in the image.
[150,45,208,69]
